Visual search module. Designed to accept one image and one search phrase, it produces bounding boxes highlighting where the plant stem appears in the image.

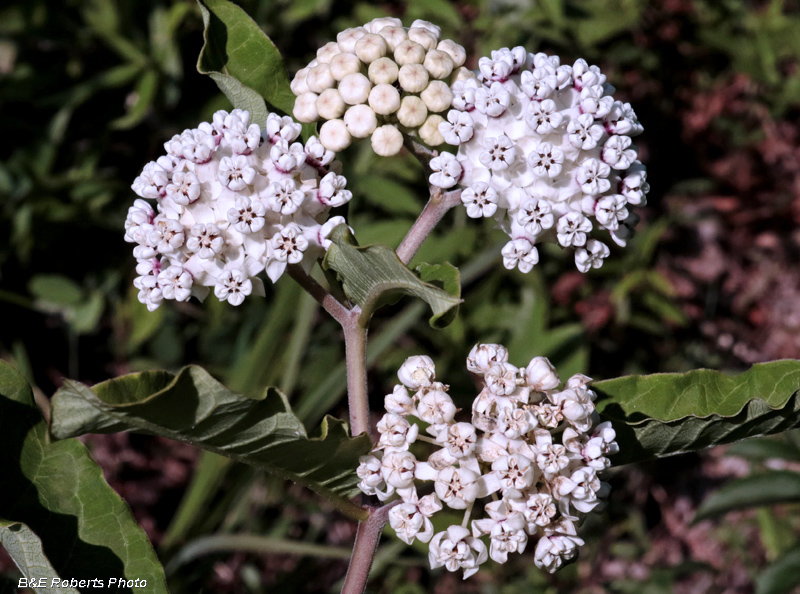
[287,264,350,325]
[343,309,371,439]
[396,188,463,265]
[341,502,399,594]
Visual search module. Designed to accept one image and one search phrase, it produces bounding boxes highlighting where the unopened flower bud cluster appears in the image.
[427,47,650,273]
[291,18,467,156]
[126,109,352,311]
[357,345,618,578]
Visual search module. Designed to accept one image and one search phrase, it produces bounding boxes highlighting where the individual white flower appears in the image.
[227,196,266,233]
[516,199,554,235]
[523,493,557,530]
[484,362,519,396]
[497,407,534,439]
[318,172,353,208]
[534,431,570,476]
[439,110,474,145]
[214,268,253,306]
[148,219,185,254]
[165,171,201,205]
[381,449,417,489]
[534,520,584,573]
[492,453,536,493]
[134,274,163,312]
[434,466,481,509]
[186,224,224,259]
[265,179,304,215]
[384,385,415,416]
[357,454,387,496]
[429,525,488,579]
[398,355,436,388]
[574,239,610,273]
[389,492,442,544]
[525,357,560,391]
[501,238,539,273]
[595,194,629,231]
[429,153,462,189]
[377,413,419,450]
[445,47,647,272]
[472,500,528,563]
[157,265,192,302]
[416,385,456,426]
[436,422,478,459]
[466,343,509,374]
[556,212,592,248]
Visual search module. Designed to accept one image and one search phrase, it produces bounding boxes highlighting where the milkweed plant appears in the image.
[4,3,800,594]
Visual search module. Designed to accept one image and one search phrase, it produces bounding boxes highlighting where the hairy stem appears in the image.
[396,188,463,265]
[341,502,399,594]
[343,309,371,439]
[287,264,350,325]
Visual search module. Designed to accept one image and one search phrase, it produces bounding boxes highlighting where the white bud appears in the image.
[396,96,428,128]
[378,25,407,50]
[329,52,361,81]
[452,66,476,82]
[410,19,441,37]
[398,63,429,93]
[408,27,438,51]
[418,114,445,146]
[368,83,401,115]
[371,125,404,156]
[364,17,403,34]
[423,49,454,80]
[292,92,319,123]
[525,357,561,391]
[338,72,372,105]
[355,33,388,64]
[319,119,351,152]
[398,355,436,388]
[343,104,378,138]
[336,27,367,53]
[290,67,311,95]
[316,88,346,120]
[306,64,336,93]
[316,41,341,64]
[420,80,454,113]
[368,57,399,84]
[394,40,426,66]
[437,39,466,68]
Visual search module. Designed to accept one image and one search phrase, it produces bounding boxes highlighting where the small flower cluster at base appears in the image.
[126,109,352,311]
[429,47,650,273]
[357,345,618,579]
[291,18,467,156]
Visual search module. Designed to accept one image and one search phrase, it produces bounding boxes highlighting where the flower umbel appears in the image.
[126,109,352,311]
[360,344,618,579]
[432,47,649,273]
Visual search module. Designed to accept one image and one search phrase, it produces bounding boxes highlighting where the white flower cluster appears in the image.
[357,345,618,578]
[428,47,650,273]
[291,18,467,156]
[125,109,352,311]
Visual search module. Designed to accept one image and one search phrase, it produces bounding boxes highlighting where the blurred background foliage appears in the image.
[2,0,800,592]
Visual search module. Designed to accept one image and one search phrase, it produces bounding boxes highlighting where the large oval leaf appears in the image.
[756,545,800,594]
[0,520,78,594]
[595,360,800,465]
[322,224,462,328]
[0,362,167,593]
[49,366,372,520]
[197,0,299,128]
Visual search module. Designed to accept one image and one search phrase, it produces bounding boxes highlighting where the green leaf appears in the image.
[28,274,83,306]
[694,471,800,521]
[595,360,800,465]
[322,224,462,328]
[49,366,372,519]
[756,544,800,594]
[0,361,167,592]
[196,0,299,130]
[0,520,78,594]
[726,438,800,462]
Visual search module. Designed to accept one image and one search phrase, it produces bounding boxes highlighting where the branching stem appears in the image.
[340,501,400,594]
[396,188,463,265]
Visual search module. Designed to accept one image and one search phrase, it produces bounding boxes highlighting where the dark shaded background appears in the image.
[2,0,800,592]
